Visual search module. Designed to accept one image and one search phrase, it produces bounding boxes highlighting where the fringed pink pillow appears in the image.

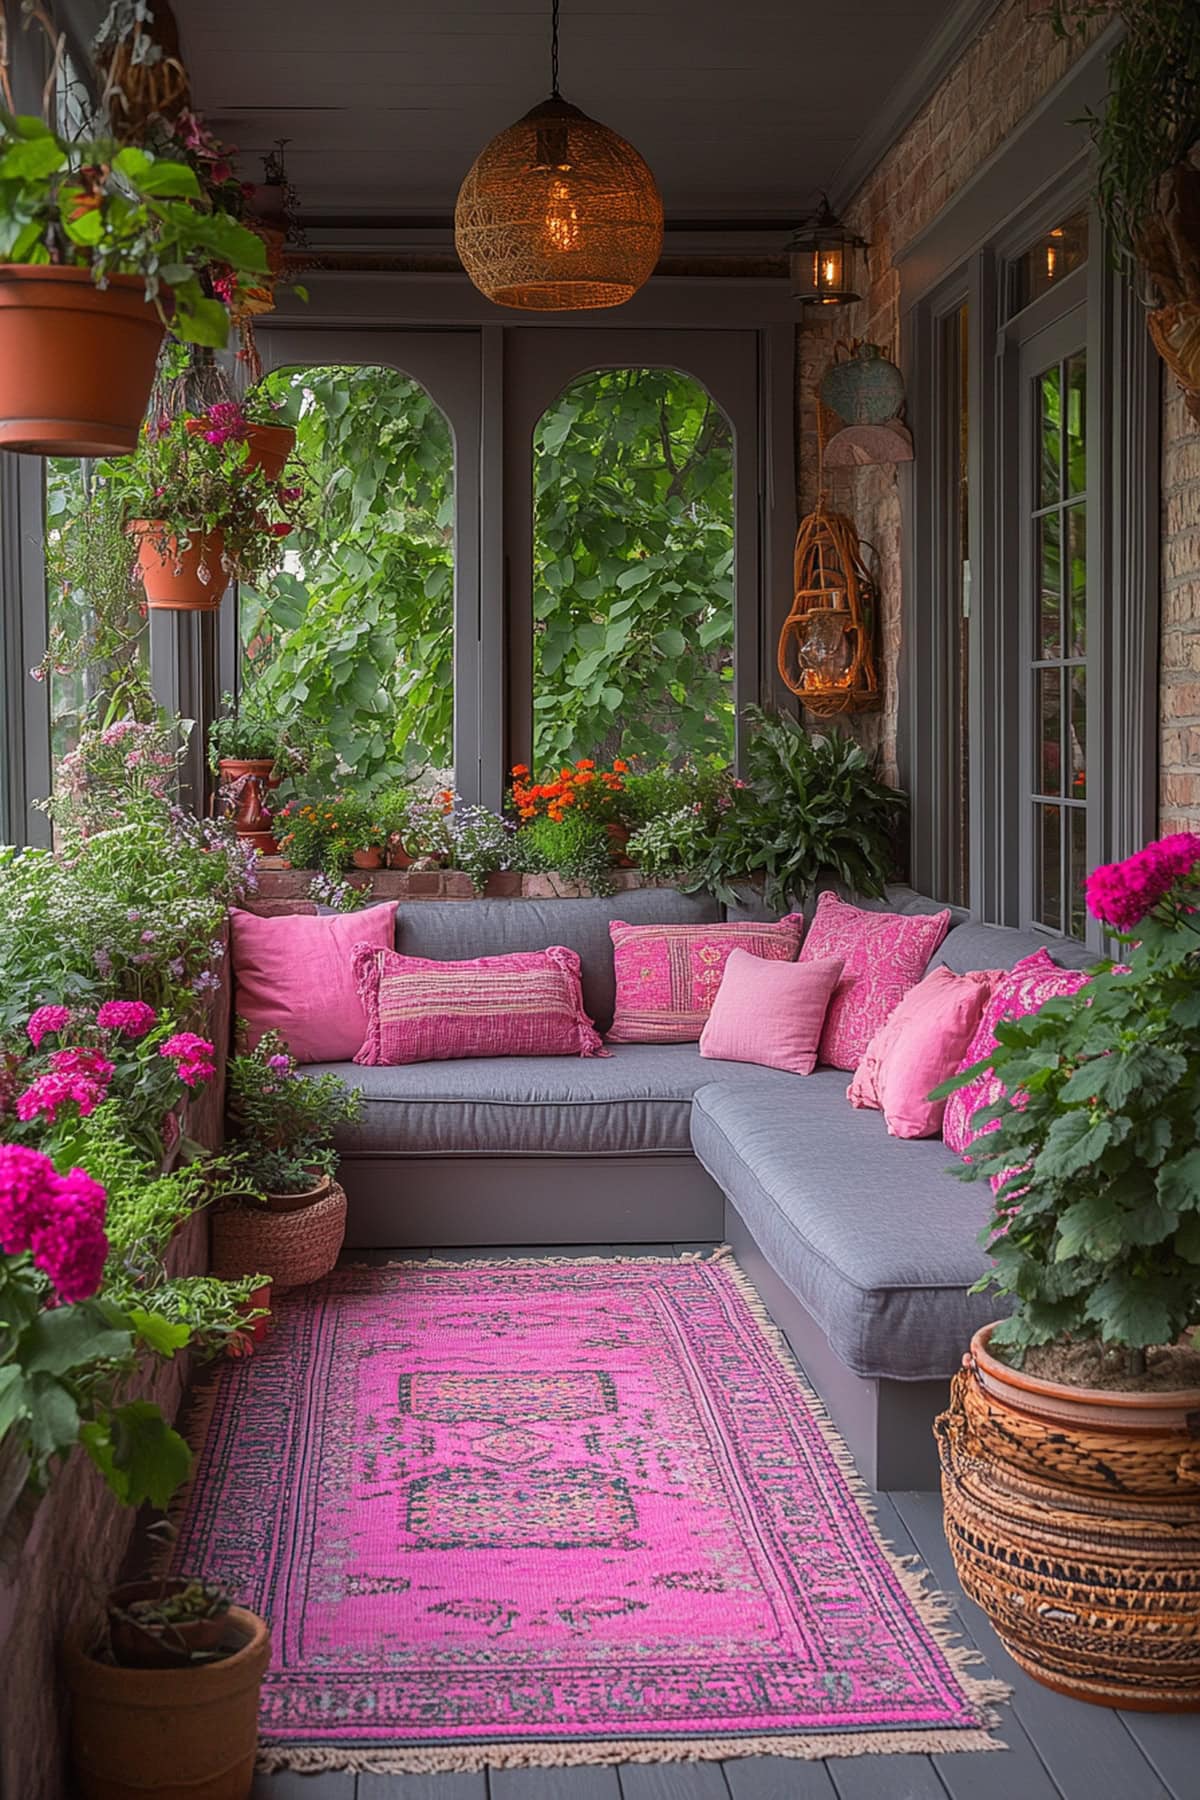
[798,892,952,1072]
[606,914,804,1043]
[352,944,604,1066]
[942,949,1092,1156]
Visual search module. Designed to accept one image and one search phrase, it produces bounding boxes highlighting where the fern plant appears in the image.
[690,708,905,910]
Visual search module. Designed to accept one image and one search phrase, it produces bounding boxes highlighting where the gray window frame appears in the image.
[898,22,1159,942]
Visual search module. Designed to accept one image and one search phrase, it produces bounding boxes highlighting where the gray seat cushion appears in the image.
[689,1077,1002,1381]
[390,888,721,1032]
[312,1042,801,1158]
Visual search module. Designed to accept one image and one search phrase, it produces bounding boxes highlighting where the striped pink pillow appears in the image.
[606,914,804,1044]
[352,944,604,1066]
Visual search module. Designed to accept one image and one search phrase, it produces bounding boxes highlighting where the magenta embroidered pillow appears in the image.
[352,944,604,1066]
[942,949,1093,1156]
[798,892,952,1072]
[606,914,804,1044]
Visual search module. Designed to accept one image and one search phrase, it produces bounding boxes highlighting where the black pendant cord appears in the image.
[550,0,561,98]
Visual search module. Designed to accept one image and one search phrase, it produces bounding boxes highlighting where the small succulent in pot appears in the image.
[225,1026,361,1211]
[106,1576,236,1669]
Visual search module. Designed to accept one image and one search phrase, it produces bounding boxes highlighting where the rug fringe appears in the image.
[350,1248,714,1270]
[257,1724,1005,1775]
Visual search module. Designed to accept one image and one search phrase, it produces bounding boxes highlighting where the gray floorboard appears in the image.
[721,1754,838,1797]
[617,1765,730,1799]
[491,1771,621,1799]
[250,1773,356,1798]
[359,1775,489,1799]
[826,1754,948,1799]
[1117,1711,1200,1799]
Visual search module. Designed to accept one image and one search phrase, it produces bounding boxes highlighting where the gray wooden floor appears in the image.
[244,1245,1200,1800]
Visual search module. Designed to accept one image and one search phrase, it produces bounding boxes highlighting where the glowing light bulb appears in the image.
[544,177,581,252]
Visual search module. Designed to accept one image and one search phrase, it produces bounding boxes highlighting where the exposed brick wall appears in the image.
[1159,383,1200,832]
[794,0,1106,793]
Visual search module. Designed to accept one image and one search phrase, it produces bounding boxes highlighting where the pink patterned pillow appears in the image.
[942,949,1092,1156]
[847,965,998,1139]
[606,914,804,1043]
[798,893,952,1072]
[352,944,604,1066]
[699,949,843,1076]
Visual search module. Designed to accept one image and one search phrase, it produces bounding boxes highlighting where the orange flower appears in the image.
[511,764,530,777]
[575,758,595,770]
[613,759,629,773]
[574,770,594,785]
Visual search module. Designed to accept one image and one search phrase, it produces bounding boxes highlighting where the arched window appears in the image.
[531,367,734,768]
[242,364,456,785]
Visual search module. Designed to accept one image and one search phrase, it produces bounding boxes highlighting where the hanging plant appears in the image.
[1052,1,1200,413]
[0,4,274,454]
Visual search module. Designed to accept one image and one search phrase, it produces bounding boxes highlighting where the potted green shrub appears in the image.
[66,1572,269,1800]
[113,415,301,611]
[211,1030,361,1291]
[935,832,1200,1710]
[0,31,269,457]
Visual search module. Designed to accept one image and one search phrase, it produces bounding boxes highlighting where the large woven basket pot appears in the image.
[210,1180,346,1293]
[936,1324,1200,1711]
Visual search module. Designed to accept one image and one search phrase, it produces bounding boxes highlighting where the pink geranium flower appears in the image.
[1086,833,1200,931]
[16,1070,108,1123]
[27,1005,71,1048]
[160,1032,217,1088]
[96,999,158,1039]
[0,1149,108,1303]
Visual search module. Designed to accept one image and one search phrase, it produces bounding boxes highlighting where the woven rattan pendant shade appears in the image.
[455,97,663,311]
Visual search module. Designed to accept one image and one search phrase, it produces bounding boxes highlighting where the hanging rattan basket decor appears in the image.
[777,497,880,717]
[455,96,663,311]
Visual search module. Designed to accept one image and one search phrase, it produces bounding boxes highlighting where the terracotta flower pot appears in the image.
[226,1280,272,1357]
[263,1172,332,1215]
[106,1579,230,1670]
[130,521,228,612]
[936,1323,1200,1710]
[66,1605,270,1800]
[185,415,296,479]
[386,834,413,869]
[216,757,279,855]
[607,820,635,867]
[0,266,165,457]
[351,846,384,870]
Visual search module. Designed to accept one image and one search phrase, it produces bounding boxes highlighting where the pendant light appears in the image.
[788,196,867,306]
[454,0,664,311]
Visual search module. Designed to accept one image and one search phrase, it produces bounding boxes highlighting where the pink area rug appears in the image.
[172,1253,1005,1773]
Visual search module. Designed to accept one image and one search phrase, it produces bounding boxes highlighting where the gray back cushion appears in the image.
[392,887,721,1031]
[930,919,1098,974]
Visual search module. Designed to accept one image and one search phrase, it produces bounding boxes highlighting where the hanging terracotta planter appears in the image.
[185,414,296,479]
[129,520,228,612]
[65,1605,270,1800]
[937,1324,1200,1710]
[216,757,280,855]
[0,267,165,457]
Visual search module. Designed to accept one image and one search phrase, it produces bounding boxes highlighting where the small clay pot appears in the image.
[262,1172,332,1215]
[351,846,384,870]
[386,834,413,869]
[216,757,279,855]
[185,415,296,481]
[227,1280,272,1357]
[67,1605,270,1800]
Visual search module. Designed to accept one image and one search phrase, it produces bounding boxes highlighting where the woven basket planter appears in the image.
[936,1327,1200,1711]
[210,1181,347,1294]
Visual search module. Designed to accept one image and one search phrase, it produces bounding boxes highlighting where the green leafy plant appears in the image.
[275,790,389,873]
[627,806,716,880]
[690,708,905,909]
[207,680,314,779]
[446,805,516,889]
[0,114,268,346]
[617,759,732,830]
[936,833,1200,1381]
[226,1027,361,1198]
[514,812,616,895]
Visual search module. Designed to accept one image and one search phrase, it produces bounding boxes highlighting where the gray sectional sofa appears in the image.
[310,885,1095,1488]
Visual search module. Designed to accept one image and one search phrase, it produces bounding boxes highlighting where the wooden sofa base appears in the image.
[338,1152,726,1248]
[724,1204,946,1492]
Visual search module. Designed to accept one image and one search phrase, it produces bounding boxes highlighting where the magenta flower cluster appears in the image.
[16,1051,114,1123]
[201,400,250,447]
[160,1032,217,1088]
[26,1005,71,1049]
[1085,832,1200,931]
[0,1145,108,1304]
[96,1000,158,1039]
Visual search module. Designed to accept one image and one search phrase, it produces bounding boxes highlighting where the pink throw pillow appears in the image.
[352,943,604,1066]
[606,915,804,1043]
[798,893,952,1072]
[699,949,843,1076]
[942,949,1092,1156]
[847,965,998,1139]
[230,903,398,1064]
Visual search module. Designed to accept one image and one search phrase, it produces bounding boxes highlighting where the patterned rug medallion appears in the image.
[172,1253,1005,1773]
